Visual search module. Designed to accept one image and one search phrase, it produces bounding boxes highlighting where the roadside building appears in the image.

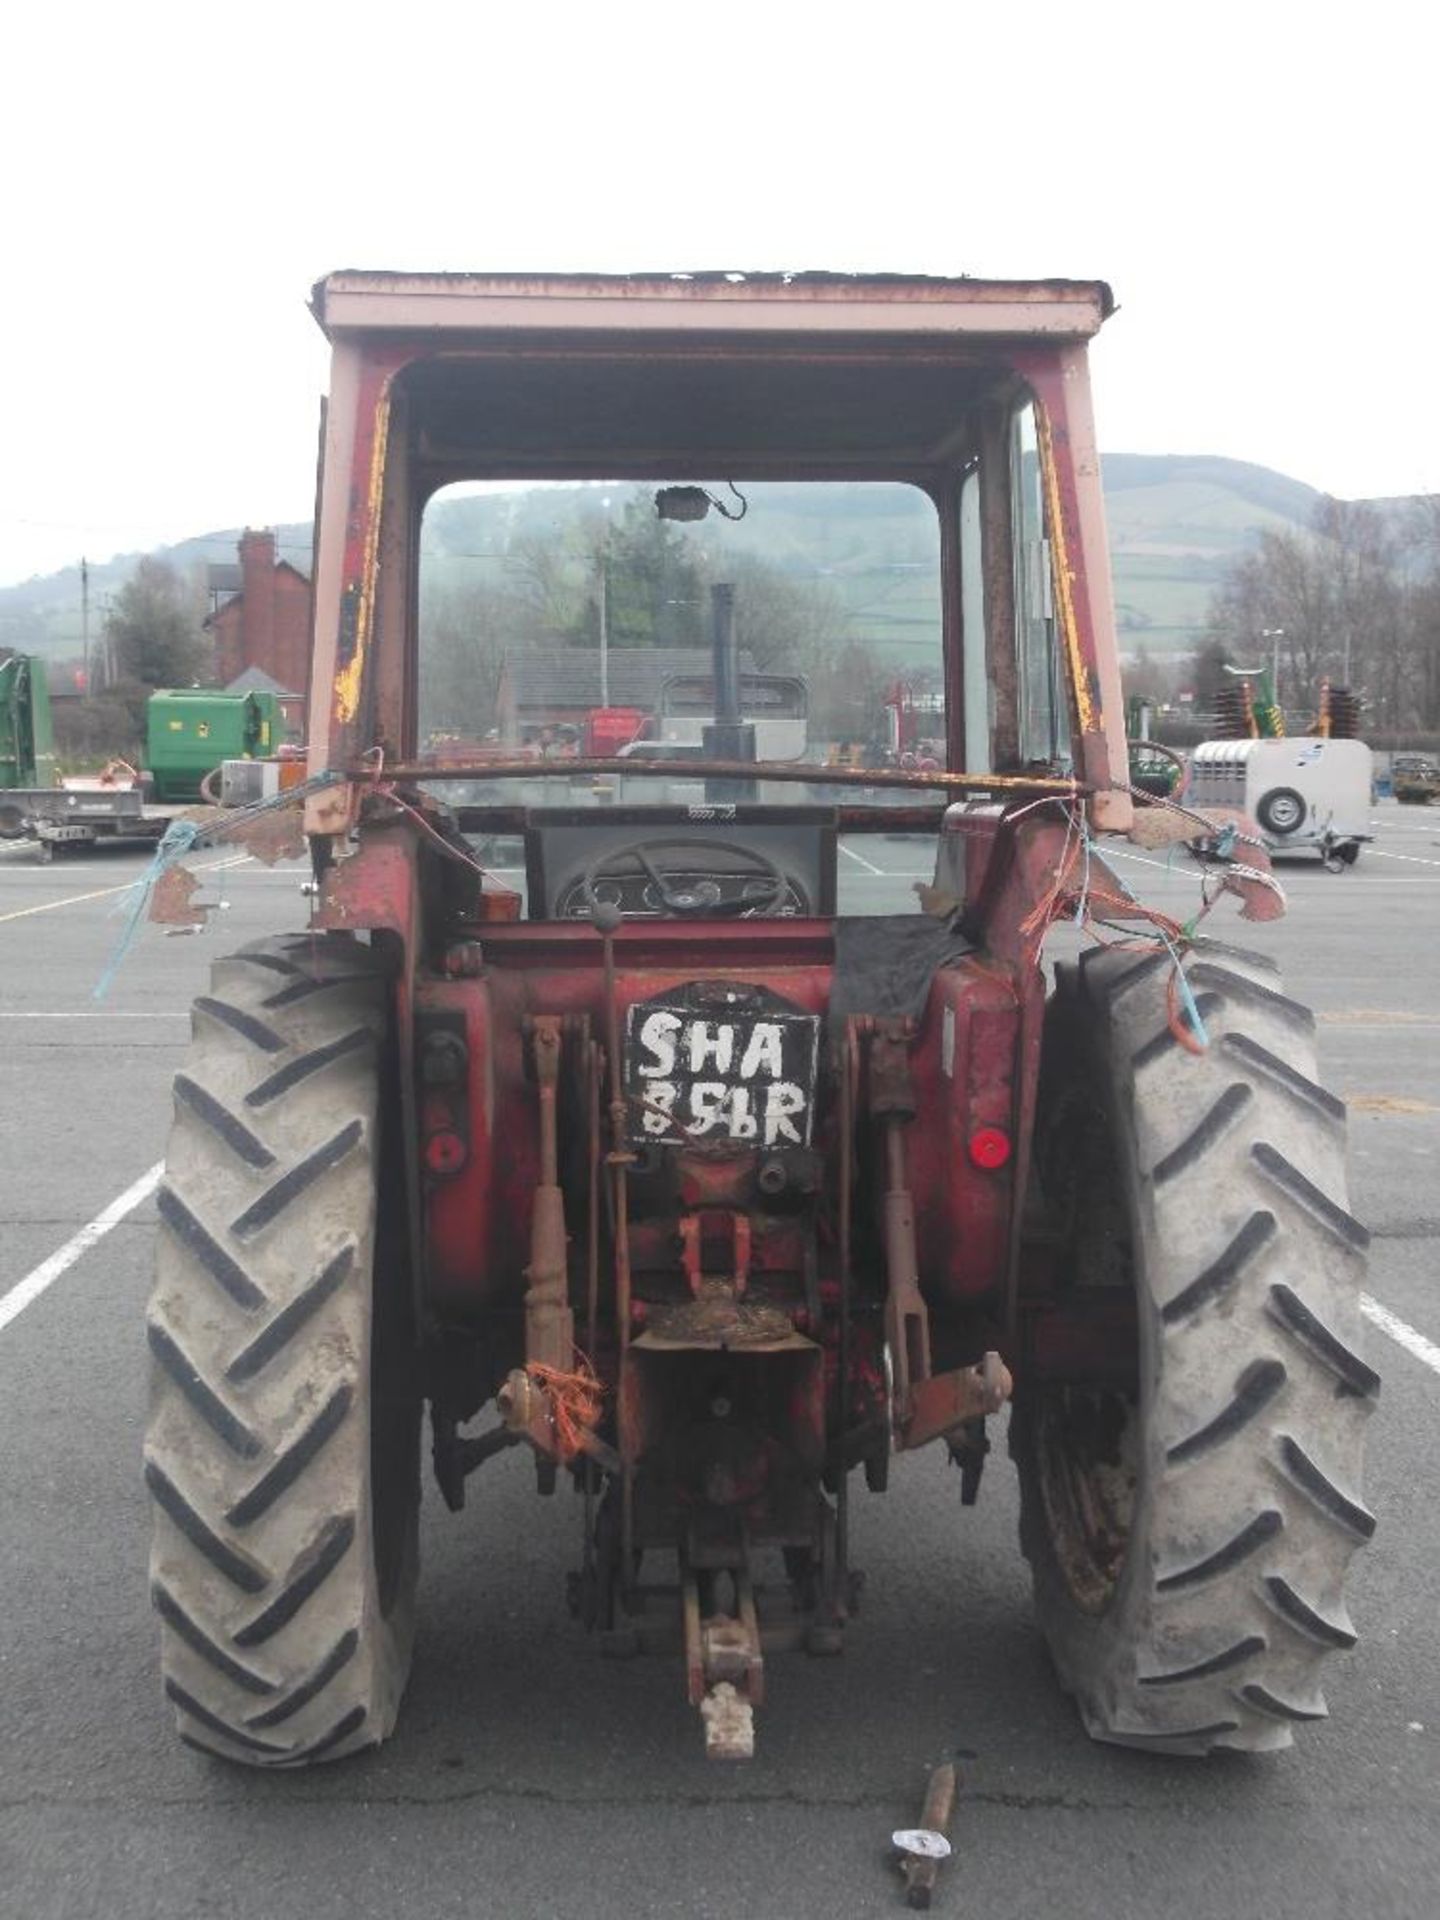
[496,646,759,744]
[207,530,312,721]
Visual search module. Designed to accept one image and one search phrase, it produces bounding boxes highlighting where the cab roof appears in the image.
[309,272,1115,480]
[310,269,1115,344]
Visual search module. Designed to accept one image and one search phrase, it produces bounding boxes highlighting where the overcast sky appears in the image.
[0,0,1430,588]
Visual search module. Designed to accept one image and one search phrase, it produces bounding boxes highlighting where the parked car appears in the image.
[1392,754,1440,805]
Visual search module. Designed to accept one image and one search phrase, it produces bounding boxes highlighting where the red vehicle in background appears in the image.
[884,678,944,768]
[582,707,649,757]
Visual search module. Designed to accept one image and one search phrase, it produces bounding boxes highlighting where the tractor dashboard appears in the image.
[520,805,837,921]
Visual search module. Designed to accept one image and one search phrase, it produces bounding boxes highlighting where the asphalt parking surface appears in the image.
[1,804,1437,1920]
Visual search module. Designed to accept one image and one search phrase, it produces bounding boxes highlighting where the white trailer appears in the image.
[1185,736,1373,864]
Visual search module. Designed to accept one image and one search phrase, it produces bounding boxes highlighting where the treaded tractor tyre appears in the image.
[1256,787,1307,837]
[145,934,421,1765]
[1011,936,1376,1755]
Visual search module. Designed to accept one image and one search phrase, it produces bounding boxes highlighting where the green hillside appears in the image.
[0,454,1379,667]
[421,482,943,666]
[0,527,313,666]
[1104,457,1322,653]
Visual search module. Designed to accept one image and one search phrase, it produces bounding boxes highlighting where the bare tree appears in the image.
[726,554,847,672]
[1397,498,1440,731]
[1311,498,1402,720]
[417,580,510,743]
[101,557,211,734]
[1206,496,1432,728]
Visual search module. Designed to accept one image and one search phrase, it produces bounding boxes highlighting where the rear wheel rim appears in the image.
[1029,1067,1142,1618]
[1031,1384,1139,1616]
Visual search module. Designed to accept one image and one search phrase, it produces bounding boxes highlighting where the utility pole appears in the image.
[80,558,90,693]
[598,558,609,706]
[1261,627,1285,704]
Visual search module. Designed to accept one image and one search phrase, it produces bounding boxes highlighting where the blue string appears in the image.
[1077,813,1209,1050]
[93,818,207,1001]
[1071,816,1093,924]
[91,768,345,1001]
[1157,927,1210,1049]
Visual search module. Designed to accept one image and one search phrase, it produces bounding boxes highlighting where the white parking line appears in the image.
[839,843,885,876]
[0,1162,163,1336]
[1367,847,1440,870]
[0,1011,188,1020]
[1107,845,1439,885]
[0,854,248,925]
[1102,847,1213,881]
[1362,1295,1440,1378]
[0,856,263,879]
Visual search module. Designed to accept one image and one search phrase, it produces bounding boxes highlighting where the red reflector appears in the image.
[968,1127,1011,1170]
[424,1129,467,1175]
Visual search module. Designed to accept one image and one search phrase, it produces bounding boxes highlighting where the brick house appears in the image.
[207,530,312,720]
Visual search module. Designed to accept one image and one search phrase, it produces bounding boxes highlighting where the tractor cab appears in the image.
[302,272,1131,842]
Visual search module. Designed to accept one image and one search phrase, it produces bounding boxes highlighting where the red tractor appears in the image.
[146,272,1373,1767]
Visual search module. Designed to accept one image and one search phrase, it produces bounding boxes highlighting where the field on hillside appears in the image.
[0,454,1346,665]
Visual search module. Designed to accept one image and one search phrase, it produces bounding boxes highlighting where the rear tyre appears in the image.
[1012,937,1376,1754]
[145,934,421,1765]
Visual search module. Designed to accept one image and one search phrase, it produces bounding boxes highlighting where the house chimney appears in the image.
[238,528,277,676]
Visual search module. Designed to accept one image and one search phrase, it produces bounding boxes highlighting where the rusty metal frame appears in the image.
[520,1016,572,1371]
[311,822,427,1322]
[1014,346,1133,833]
[867,1019,931,1420]
[976,401,1022,774]
[304,338,411,839]
[347,755,1085,797]
[835,1023,858,1570]
[931,468,968,775]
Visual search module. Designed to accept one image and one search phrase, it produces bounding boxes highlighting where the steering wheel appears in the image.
[579,837,792,918]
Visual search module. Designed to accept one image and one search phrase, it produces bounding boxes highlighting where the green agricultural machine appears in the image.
[1125,695,1183,799]
[146,689,282,803]
[0,654,59,836]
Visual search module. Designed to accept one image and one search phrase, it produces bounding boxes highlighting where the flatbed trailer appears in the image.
[7,785,184,859]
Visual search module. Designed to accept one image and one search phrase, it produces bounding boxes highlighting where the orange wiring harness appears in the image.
[1017,804,1209,1054]
[526,1358,606,1462]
